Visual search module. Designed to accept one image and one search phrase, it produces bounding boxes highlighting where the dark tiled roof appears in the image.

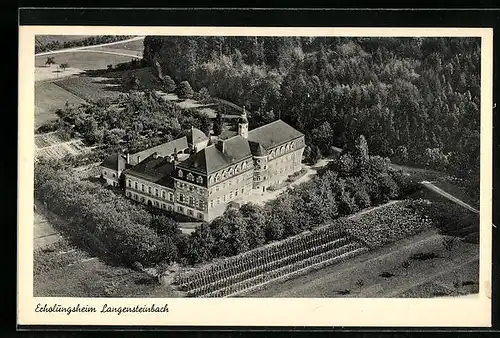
[125,154,176,188]
[248,141,267,157]
[101,153,131,171]
[177,135,252,174]
[247,119,303,150]
[129,137,188,165]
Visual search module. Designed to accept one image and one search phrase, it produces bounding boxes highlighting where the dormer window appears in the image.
[178,170,183,178]
[281,146,285,154]
[291,142,295,149]
[187,173,194,181]
[242,162,247,170]
[222,170,227,179]
[209,175,214,184]
[235,164,240,173]
[196,176,203,184]
[228,168,234,176]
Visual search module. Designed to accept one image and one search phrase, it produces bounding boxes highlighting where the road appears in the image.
[35,36,145,56]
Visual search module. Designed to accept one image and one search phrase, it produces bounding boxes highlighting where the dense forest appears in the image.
[143,36,481,194]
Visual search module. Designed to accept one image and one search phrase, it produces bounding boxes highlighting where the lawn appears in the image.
[35,51,137,71]
[36,35,90,46]
[35,82,87,127]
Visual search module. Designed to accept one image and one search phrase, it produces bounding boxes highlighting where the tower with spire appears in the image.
[238,106,249,138]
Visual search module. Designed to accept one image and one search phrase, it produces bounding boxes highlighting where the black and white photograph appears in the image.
[18,24,493,327]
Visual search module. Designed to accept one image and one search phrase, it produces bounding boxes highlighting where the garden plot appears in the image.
[35,132,91,161]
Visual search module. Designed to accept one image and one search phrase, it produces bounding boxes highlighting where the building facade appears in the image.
[100,110,305,222]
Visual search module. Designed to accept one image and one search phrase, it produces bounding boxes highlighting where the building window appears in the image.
[162,191,166,199]
[155,188,159,196]
[169,193,173,201]
[135,182,138,189]
[187,209,193,216]
[228,168,234,176]
[103,171,107,176]
[127,180,131,187]
[196,176,203,184]
[242,162,247,170]
[187,173,194,181]
[189,196,194,205]
[210,200,214,209]
[141,184,145,192]
[229,191,233,199]
[148,186,152,194]
[223,195,227,202]
[178,206,184,213]
[178,170,183,178]
[209,175,214,184]
[126,191,131,197]
[215,173,220,182]
[228,180,232,186]
[241,188,244,194]
[112,173,116,178]
[291,142,295,149]
[222,170,227,179]
[217,197,221,205]
[154,201,158,207]
[216,186,220,192]
[235,190,238,197]
[197,213,203,219]
[168,205,172,211]
[140,196,145,202]
[235,164,240,173]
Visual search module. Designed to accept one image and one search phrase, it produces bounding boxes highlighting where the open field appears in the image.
[35,52,137,71]
[54,67,158,102]
[96,37,145,52]
[35,81,87,127]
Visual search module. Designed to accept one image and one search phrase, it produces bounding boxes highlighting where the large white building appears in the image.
[100,110,305,222]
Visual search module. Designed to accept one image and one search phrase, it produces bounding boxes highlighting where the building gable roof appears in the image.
[247,119,303,150]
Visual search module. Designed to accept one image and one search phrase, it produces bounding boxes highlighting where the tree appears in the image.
[177,80,194,99]
[162,75,177,93]
[59,63,68,72]
[213,111,223,136]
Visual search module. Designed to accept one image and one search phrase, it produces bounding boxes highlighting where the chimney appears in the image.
[137,155,141,163]
[126,153,130,164]
[215,139,225,153]
[152,152,158,159]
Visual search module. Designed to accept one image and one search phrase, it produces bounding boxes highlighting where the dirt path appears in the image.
[421,181,479,213]
[35,36,145,56]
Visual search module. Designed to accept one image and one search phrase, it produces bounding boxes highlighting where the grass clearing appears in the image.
[36,35,90,45]
[35,81,87,127]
